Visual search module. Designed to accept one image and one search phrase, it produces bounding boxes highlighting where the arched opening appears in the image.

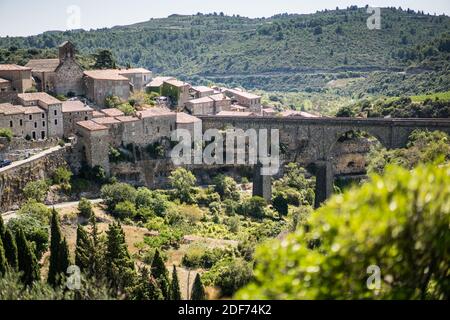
[329,129,384,191]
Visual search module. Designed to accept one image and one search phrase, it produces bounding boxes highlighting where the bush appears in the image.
[52,167,73,191]
[0,128,13,141]
[135,187,169,217]
[237,197,267,219]
[7,215,49,259]
[213,175,240,201]
[23,180,49,202]
[182,246,234,269]
[203,258,253,297]
[168,168,197,204]
[113,201,137,220]
[77,198,93,219]
[101,182,137,212]
[237,163,450,300]
[17,199,51,223]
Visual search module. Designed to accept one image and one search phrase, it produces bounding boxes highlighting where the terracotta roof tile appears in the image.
[62,101,93,113]
[25,59,59,72]
[92,117,121,125]
[176,112,201,124]
[83,70,129,81]
[100,108,125,117]
[18,92,61,105]
[76,120,108,131]
[0,64,32,71]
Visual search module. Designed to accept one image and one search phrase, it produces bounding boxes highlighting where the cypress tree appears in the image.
[48,209,70,286]
[2,228,18,270]
[15,228,40,286]
[191,273,206,300]
[151,249,170,299]
[170,265,182,300]
[0,237,7,275]
[131,267,164,300]
[88,213,103,278]
[75,224,92,273]
[105,222,135,294]
[0,215,5,236]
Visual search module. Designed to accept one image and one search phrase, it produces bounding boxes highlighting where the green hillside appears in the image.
[1,6,449,96]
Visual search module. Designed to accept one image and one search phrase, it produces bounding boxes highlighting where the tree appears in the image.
[15,228,40,286]
[272,192,289,216]
[48,209,70,287]
[101,182,137,212]
[336,105,356,117]
[237,163,450,300]
[53,166,72,191]
[238,196,267,219]
[0,128,13,141]
[213,175,240,201]
[7,213,49,259]
[105,222,135,295]
[17,199,51,223]
[77,198,93,219]
[93,49,116,69]
[151,249,170,299]
[75,224,92,273]
[0,237,7,275]
[130,267,164,300]
[169,168,197,204]
[170,265,182,300]
[2,228,18,270]
[113,201,137,220]
[23,180,49,202]
[191,273,206,300]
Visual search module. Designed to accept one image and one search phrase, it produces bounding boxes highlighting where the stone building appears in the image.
[75,107,176,176]
[223,88,262,113]
[17,93,63,138]
[176,112,201,137]
[117,68,152,91]
[161,79,190,109]
[62,100,93,138]
[185,93,231,115]
[146,76,175,94]
[83,68,152,107]
[190,86,215,99]
[83,70,131,107]
[0,64,33,103]
[0,92,63,140]
[26,41,84,95]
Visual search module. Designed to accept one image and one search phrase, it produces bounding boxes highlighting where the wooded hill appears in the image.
[1,6,449,95]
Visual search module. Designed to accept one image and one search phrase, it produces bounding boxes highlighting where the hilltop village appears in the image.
[0,41,322,178]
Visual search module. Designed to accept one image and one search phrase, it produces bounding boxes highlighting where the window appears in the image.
[9,120,13,128]
[29,115,32,120]
[41,131,45,139]
[32,132,36,140]
[43,121,46,127]
[85,117,88,121]
[42,114,45,119]
[157,127,160,133]
[34,122,37,128]
[20,119,23,126]
[54,110,57,116]
[54,119,58,125]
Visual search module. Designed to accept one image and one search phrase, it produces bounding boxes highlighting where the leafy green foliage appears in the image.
[169,168,197,204]
[93,49,116,69]
[237,163,450,300]
[213,175,241,201]
[15,228,40,286]
[23,180,49,203]
[77,198,93,219]
[151,249,170,299]
[0,128,13,141]
[368,130,450,174]
[101,182,138,213]
[52,167,73,191]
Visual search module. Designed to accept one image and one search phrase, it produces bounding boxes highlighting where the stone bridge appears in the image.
[199,116,450,207]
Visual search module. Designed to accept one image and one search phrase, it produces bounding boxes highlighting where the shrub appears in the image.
[237,163,450,300]
[7,215,49,259]
[53,167,73,191]
[101,183,137,212]
[203,258,253,297]
[0,128,13,142]
[135,187,169,217]
[237,197,267,219]
[168,168,197,204]
[23,180,49,202]
[17,199,51,224]
[213,175,241,201]
[113,201,137,220]
[77,198,93,219]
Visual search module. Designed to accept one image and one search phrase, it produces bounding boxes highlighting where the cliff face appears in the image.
[0,148,68,212]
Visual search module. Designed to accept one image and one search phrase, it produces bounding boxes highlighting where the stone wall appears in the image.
[0,147,68,211]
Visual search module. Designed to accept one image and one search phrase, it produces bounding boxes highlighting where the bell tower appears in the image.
[59,41,76,62]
